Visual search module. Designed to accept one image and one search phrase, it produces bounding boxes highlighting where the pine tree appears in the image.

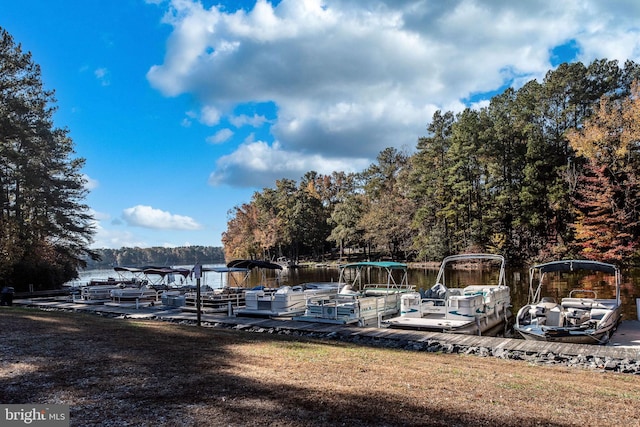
[0,28,97,289]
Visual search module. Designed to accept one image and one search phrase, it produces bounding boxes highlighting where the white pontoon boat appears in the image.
[181,265,251,313]
[76,266,148,304]
[383,254,511,335]
[514,260,622,344]
[236,282,340,317]
[183,259,283,315]
[293,261,413,326]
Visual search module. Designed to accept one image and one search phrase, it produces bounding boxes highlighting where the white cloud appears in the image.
[148,0,640,188]
[209,138,369,187]
[94,67,110,86]
[88,219,147,249]
[207,128,234,144]
[122,205,202,230]
[200,105,221,126]
[82,174,99,191]
[89,209,110,222]
[229,113,269,128]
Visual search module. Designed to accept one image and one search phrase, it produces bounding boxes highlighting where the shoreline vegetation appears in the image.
[79,247,446,275]
[80,246,443,271]
[222,63,640,270]
[2,307,639,426]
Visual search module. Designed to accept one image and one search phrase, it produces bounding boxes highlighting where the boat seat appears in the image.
[561,298,595,310]
[339,285,359,295]
[529,302,562,326]
[565,307,590,324]
[529,306,547,317]
[535,301,560,313]
[424,283,447,299]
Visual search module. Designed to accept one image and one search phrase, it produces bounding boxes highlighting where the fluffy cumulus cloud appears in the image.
[209,138,370,187]
[122,205,202,230]
[148,0,640,188]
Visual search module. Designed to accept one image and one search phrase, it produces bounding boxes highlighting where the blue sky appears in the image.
[2,0,639,249]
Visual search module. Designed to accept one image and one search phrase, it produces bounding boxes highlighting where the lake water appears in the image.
[68,263,640,320]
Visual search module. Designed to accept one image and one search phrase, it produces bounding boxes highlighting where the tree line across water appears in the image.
[83,246,225,270]
[223,59,640,268]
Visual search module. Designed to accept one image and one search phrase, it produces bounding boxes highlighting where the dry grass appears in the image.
[1,307,640,426]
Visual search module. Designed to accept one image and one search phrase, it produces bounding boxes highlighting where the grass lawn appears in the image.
[1,307,639,426]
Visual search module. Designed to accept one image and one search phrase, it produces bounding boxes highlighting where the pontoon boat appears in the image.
[293,261,413,326]
[515,260,622,344]
[383,254,511,335]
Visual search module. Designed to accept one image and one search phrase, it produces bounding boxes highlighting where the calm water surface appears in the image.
[71,264,640,320]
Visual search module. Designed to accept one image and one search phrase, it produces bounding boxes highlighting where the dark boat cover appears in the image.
[226,259,283,270]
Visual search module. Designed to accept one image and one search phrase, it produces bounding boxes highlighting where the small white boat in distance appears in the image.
[76,266,148,304]
[515,260,623,344]
[108,285,158,307]
[294,261,413,326]
[78,284,120,303]
[383,254,511,335]
[274,256,297,270]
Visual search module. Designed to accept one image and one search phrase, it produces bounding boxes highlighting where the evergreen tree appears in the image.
[327,194,365,259]
[444,108,487,252]
[483,88,528,260]
[408,110,454,260]
[360,147,414,260]
[0,28,97,289]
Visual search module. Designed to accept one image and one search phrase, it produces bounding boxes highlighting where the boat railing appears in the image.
[568,289,597,299]
[561,297,596,310]
[363,285,402,296]
[110,293,158,304]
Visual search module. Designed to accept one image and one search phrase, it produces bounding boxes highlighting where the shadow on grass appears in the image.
[0,307,562,426]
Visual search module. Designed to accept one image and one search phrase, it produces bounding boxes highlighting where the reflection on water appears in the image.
[71,264,640,320]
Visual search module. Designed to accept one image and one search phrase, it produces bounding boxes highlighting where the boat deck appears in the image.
[10,298,640,360]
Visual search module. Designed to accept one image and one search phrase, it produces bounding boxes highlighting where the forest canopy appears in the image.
[223,59,640,267]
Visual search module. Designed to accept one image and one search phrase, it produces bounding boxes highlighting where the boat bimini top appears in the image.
[528,260,621,305]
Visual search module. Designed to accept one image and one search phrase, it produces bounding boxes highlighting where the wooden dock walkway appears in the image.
[11,298,640,361]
